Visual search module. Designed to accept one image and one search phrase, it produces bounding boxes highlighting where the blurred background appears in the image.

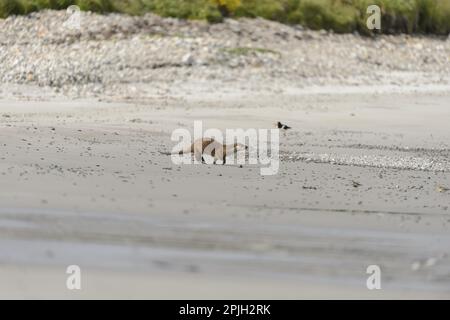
[1,0,450,35]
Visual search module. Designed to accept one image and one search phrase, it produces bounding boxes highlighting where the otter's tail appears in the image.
[160,151,185,156]
[161,146,192,156]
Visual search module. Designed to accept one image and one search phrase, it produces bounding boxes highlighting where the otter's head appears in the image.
[234,143,249,152]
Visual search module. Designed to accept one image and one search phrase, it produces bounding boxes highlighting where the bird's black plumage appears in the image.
[277,121,291,130]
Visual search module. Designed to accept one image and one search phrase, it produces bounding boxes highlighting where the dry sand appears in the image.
[0,81,449,299]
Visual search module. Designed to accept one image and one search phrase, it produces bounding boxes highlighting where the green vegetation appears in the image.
[223,47,281,56]
[1,0,449,35]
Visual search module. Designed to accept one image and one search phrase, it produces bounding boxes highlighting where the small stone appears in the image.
[425,257,437,267]
[181,53,195,66]
[411,261,421,271]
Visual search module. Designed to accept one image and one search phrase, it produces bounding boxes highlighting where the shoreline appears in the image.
[1,87,450,298]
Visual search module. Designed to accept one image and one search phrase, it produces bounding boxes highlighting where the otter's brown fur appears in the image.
[177,138,247,164]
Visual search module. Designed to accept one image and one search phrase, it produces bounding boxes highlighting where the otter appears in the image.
[175,138,248,164]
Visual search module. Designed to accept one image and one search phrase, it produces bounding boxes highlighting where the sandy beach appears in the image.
[0,11,449,299]
[1,83,450,299]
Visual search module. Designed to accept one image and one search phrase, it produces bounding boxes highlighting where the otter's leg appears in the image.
[194,151,203,164]
[222,156,226,165]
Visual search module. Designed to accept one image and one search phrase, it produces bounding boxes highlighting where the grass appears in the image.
[1,0,449,35]
[224,47,281,56]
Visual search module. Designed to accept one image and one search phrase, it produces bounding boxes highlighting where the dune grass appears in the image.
[1,0,449,35]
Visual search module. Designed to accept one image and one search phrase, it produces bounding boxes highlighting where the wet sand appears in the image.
[0,83,449,299]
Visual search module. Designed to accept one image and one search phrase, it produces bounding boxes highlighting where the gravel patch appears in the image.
[0,10,449,99]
